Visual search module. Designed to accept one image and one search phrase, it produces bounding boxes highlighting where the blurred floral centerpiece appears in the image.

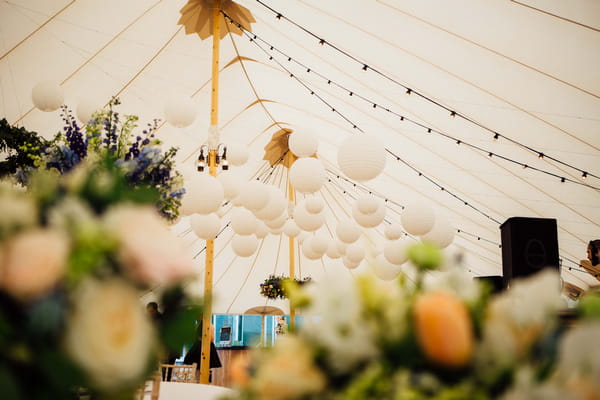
[0,159,200,400]
[229,243,600,400]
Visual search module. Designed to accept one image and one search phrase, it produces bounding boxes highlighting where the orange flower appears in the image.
[413,291,474,368]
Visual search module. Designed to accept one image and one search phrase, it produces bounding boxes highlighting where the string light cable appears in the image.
[243,1,600,183]
[221,11,599,191]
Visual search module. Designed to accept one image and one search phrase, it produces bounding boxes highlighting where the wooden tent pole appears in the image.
[287,152,296,330]
[200,0,221,385]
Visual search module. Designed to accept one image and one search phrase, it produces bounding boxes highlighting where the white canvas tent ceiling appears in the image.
[1,0,599,314]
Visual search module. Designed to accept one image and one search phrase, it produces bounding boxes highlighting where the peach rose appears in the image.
[1,229,69,300]
[104,205,193,285]
[64,278,156,389]
[413,291,474,368]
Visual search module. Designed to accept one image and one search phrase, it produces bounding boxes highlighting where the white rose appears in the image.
[64,278,156,389]
[1,228,69,300]
[104,205,193,285]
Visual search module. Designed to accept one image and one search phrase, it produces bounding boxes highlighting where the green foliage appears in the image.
[0,118,48,178]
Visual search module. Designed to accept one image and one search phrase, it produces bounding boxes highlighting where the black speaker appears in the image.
[474,275,506,293]
[500,217,559,281]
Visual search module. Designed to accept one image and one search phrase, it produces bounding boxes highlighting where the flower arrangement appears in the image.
[228,243,600,400]
[13,98,184,222]
[0,158,200,400]
[260,275,312,299]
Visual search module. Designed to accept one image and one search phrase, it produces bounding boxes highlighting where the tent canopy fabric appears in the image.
[1,0,599,313]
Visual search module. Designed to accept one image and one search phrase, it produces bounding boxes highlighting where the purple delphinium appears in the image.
[60,105,87,160]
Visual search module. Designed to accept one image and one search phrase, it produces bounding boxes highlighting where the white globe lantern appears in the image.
[384,222,404,240]
[217,171,244,200]
[352,201,386,228]
[310,231,330,254]
[283,220,301,237]
[384,239,409,265]
[76,99,102,123]
[226,141,249,166]
[255,221,269,238]
[181,174,224,215]
[289,157,326,194]
[326,241,342,259]
[293,205,324,232]
[346,242,365,264]
[232,234,258,257]
[304,196,324,214]
[336,219,361,243]
[302,239,322,260]
[336,239,348,254]
[254,186,287,221]
[421,217,455,248]
[265,212,287,229]
[31,81,64,112]
[230,207,258,235]
[372,254,402,281]
[342,256,361,270]
[164,95,197,128]
[190,213,221,240]
[239,181,269,211]
[356,194,381,215]
[297,231,310,244]
[401,202,435,236]
[288,130,318,157]
[337,134,386,181]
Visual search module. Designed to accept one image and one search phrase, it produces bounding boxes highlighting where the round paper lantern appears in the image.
[31,81,64,112]
[372,254,402,281]
[216,205,228,218]
[384,222,403,240]
[190,213,221,240]
[232,234,258,257]
[254,186,287,221]
[217,171,244,200]
[164,95,197,128]
[336,240,348,254]
[76,99,102,123]
[302,239,321,260]
[384,239,409,265]
[293,205,324,232]
[283,220,300,237]
[337,134,386,181]
[326,241,342,259]
[231,195,243,207]
[297,231,309,244]
[230,207,258,235]
[356,194,380,215]
[311,231,329,254]
[181,174,224,215]
[288,130,318,157]
[226,141,249,166]
[304,196,324,214]
[289,157,326,194]
[336,219,361,243]
[265,212,287,230]
[269,225,284,235]
[421,217,455,248]
[255,221,269,238]
[346,242,365,263]
[239,181,269,211]
[342,256,361,270]
[401,202,435,236]
[352,201,386,228]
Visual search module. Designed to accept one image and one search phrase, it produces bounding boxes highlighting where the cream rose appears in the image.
[64,278,156,389]
[104,205,193,285]
[1,228,69,300]
[252,336,326,400]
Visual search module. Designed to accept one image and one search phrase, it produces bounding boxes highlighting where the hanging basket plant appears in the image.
[260,275,312,299]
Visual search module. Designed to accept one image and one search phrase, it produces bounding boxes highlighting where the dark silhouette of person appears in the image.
[183,320,222,382]
[147,302,179,381]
